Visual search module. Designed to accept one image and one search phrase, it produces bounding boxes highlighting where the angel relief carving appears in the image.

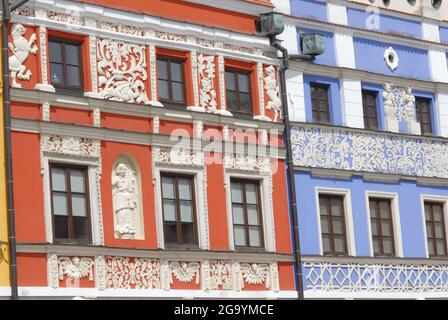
[58,257,94,281]
[112,162,139,239]
[8,23,38,87]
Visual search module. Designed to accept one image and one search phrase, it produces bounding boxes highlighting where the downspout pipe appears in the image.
[2,0,22,300]
[270,35,312,300]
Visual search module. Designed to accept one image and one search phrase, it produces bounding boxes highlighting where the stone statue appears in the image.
[112,163,137,239]
[405,87,415,121]
[382,82,394,118]
[8,23,38,88]
[264,65,282,122]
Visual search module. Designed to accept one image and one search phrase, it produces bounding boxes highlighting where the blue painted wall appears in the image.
[294,171,448,258]
[290,0,327,21]
[440,27,448,44]
[353,37,430,81]
[303,75,343,125]
[347,7,422,39]
[297,28,336,67]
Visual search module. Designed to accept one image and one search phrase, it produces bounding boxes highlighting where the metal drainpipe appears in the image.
[2,0,19,300]
[270,35,305,300]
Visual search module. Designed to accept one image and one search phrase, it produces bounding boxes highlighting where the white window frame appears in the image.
[365,191,403,258]
[419,194,448,259]
[154,165,209,250]
[42,154,102,245]
[225,171,275,252]
[315,187,356,256]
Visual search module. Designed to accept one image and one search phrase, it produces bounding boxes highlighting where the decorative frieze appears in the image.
[204,260,232,290]
[97,39,150,104]
[155,31,186,43]
[94,256,107,290]
[42,101,50,121]
[47,11,83,25]
[89,36,99,94]
[187,50,202,112]
[99,22,144,36]
[41,135,100,158]
[291,125,448,178]
[105,256,161,289]
[12,6,35,17]
[240,263,270,289]
[224,154,271,173]
[8,23,38,88]
[149,45,158,104]
[153,147,204,167]
[48,254,59,288]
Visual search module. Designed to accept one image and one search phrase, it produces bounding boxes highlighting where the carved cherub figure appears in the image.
[264,65,282,122]
[383,82,395,118]
[8,23,38,88]
[405,87,415,120]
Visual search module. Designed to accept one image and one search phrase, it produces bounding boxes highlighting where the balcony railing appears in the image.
[291,123,448,179]
[302,256,448,295]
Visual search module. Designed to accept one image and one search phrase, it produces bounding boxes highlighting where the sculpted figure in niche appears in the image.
[8,23,38,88]
[383,82,394,118]
[264,65,282,122]
[112,163,137,239]
[405,87,415,121]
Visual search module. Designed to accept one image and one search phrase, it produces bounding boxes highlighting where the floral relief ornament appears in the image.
[105,256,161,289]
[97,39,150,104]
[198,54,217,113]
[8,23,38,88]
[240,263,270,288]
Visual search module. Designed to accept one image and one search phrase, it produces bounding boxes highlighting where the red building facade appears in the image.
[8,0,294,298]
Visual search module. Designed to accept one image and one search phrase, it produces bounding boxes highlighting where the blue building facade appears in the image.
[274,0,448,298]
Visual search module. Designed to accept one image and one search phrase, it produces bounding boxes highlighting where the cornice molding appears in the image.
[16,243,294,263]
[183,0,273,16]
[12,118,287,159]
[10,88,285,132]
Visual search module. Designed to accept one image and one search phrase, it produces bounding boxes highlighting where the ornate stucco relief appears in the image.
[263,65,282,122]
[105,256,161,289]
[291,126,448,178]
[112,159,144,240]
[198,54,217,113]
[170,262,200,284]
[58,257,94,281]
[8,23,37,88]
[97,39,150,104]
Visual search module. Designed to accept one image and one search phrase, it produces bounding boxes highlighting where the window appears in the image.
[311,83,330,123]
[50,164,90,243]
[49,39,83,93]
[157,57,186,105]
[362,90,379,130]
[161,174,197,247]
[415,97,433,135]
[225,69,252,115]
[230,180,264,249]
[369,198,395,257]
[319,195,347,255]
[425,201,447,257]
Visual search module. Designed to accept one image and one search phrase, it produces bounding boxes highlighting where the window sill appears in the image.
[234,247,266,254]
[164,244,201,251]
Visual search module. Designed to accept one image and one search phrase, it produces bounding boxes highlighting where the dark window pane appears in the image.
[239,93,251,112]
[320,216,329,233]
[163,199,176,221]
[157,60,168,80]
[181,223,195,244]
[225,72,236,91]
[172,82,185,102]
[65,44,80,65]
[50,63,64,84]
[73,217,89,240]
[49,41,62,63]
[238,73,250,93]
[158,80,170,100]
[180,201,193,222]
[322,235,331,253]
[164,223,178,244]
[232,205,244,225]
[54,215,69,239]
[170,62,183,82]
[226,91,237,109]
[67,65,81,87]
[319,195,347,255]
